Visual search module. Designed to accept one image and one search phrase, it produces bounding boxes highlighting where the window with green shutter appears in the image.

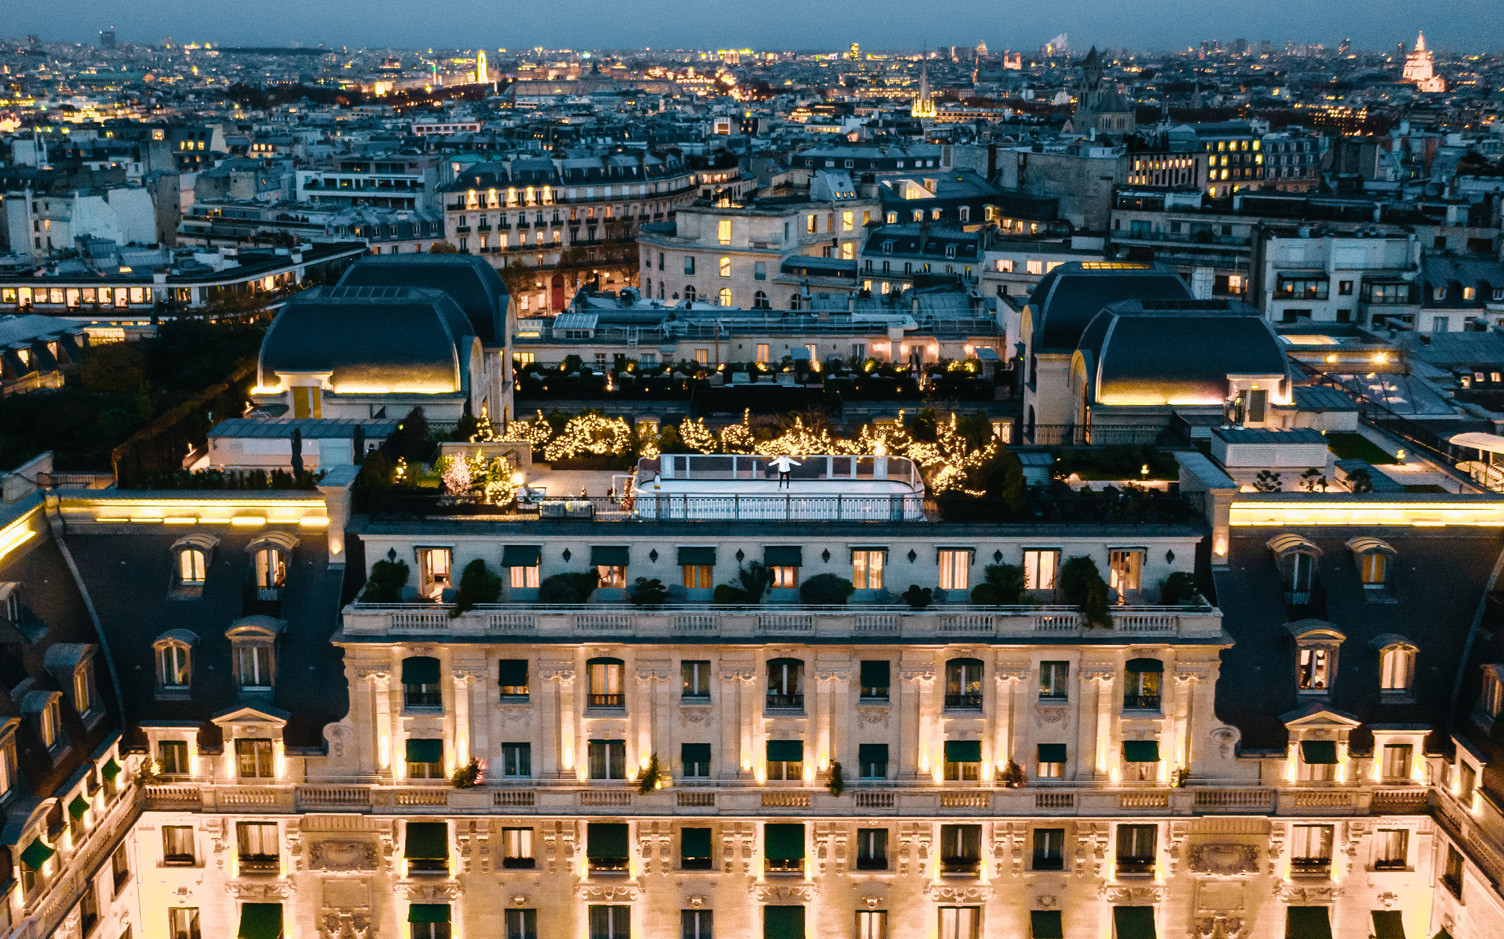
[404,822,448,873]
[1286,907,1332,939]
[402,656,442,709]
[764,905,805,939]
[681,743,712,778]
[498,659,529,699]
[1113,906,1157,939]
[237,903,283,939]
[858,743,889,779]
[766,739,803,781]
[944,740,982,781]
[859,660,890,700]
[681,827,712,870]
[587,823,630,872]
[764,823,804,873]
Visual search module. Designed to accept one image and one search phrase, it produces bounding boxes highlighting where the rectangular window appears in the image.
[681,743,712,779]
[590,905,631,939]
[1381,743,1413,781]
[1108,549,1144,599]
[851,549,885,590]
[1116,824,1157,873]
[236,644,273,690]
[719,256,731,278]
[1026,260,1043,275]
[685,257,695,275]
[944,740,982,781]
[938,907,980,939]
[506,910,539,939]
[417,547,451,598]
[682,564,713,589]
[859,660,890,701]
[236,821,279,872]
[235,739,274,779]
[681,661,712,700]
[498,659,530,700]
[503,827,535,868]
[754,261,766,281]
[1373,829,1408,870]
[842,211,854,232]
[157,740,189,776]
[163,826,196,865]
[1291,824,1333,871]
[1039,661,1069,700]
[167,908,201,939]
[855,828,888,869]
[770,565,798,589]
[589,740,627,780]
[755,343,770,364]
[858,743,889,780]
[683,910,713,939]
[509,564,539,589]
[1298,648,1330,691]
[597,564,626,589]
[857,911,887,939]
[681,827,712,870]
[937,550,970,591]
[1023,550,1059,590]
[939,825,982,873]
[766,739,804,781]
[111,842,130,892]
[1033,828,1065,870]
[1037,744,1066,779]
[1445,845,1464,898]
[718,219,732,245]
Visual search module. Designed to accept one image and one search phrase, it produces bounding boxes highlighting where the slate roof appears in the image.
[258,286,474,394]
[1025,262,1193,353]
[336,254,509,346]
[63,529,351,749]
[1077,299,1289,404]
[1213,529,1501,752]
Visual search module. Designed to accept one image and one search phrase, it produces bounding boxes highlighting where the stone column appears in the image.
[830,662,852,772]
[366,669,393,778]
[1081,667,1116,780]
[634,660,670,773]
[537,663,558,777]
[354,667,389,775]
[544,661,577,779]
[451,670,474,769]
[898,664,935,780]
[994,661,1031,776]
[719,664,753,777]
[1172,664,1212,775]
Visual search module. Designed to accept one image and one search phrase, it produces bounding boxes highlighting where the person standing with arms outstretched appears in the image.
[771,454,801,489]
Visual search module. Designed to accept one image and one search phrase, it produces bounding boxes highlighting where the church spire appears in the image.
[911,57,936,120]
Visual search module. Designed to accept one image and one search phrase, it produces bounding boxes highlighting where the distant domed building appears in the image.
[1069,47,1136,136]
[1402,31,1446,93]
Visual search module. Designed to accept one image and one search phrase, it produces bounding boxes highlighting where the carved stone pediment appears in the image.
[401,881,462,901]
[753,883,813,903]
[1103,884,1164,905]
[577,884,640,902]
[1275,881,1340,903]
[226,880,293,899]
[309,840,380,872]
[922,883,993,903]
[1188,842,1258,876]
[856,706,890,727]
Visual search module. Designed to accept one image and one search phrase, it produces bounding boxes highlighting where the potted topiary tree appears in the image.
[451,559,502,617]
[970,563,1027,606]
[798,573,854,606]
[1060,555,1114,628]
[360,558,410,603]
[628,576,669,607]
[637,752,666,794]
[901,585,934,610]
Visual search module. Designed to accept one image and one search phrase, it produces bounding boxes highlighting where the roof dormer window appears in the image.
[1374,636,1416,698]
[1348,537,1395,594]
[1289,621,1345,696]
[1269,534,1320,605]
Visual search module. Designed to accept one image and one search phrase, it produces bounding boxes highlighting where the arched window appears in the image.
[753,290,770,309]
[718,288,732,307]
[944,658,984,710]
[1379,644,1416,693]
[1291,622,1345,694]
[767,658,804,710]
[587,657,625,708]
[1269,534,1320,604]
[153,630,196,691]
[1348,537,1395,590]
[228,617,280,693]
[684,285,697,301]
[178,549,206,586]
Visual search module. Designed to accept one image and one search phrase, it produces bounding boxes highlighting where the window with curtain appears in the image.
[682,910,713,939]
[937,549,971,591]
[938,906,980,939]
[856,911,887,939]
[1037,744,1066,779]
[500,742,531,778]
[589,905,631,939]
[767,659,804,709]
[1023,549,1059,590]
[939,825,981,874]
[1381,743,1413,781]
[859,660,890,701]
[1290,824,1333,870]
[1115,824,1156,872]
[168,908,201,939]
[505,909,538,939]
[157,740,189,776]
[1123,659,1162,710]
[235,739,273,779]
[1373,829,1408,870]
[855,828,888,869]
[502,827,534,868]
[944,659,983,710]
[157,642,191,690]
[177,549,206,586]
[1039,661,1069,700]
[1297,647,1331,692]
[681,660,712,700]
[1032,828,1065,870]
[1380,645,1415,693]
[236,821,278,871]
[851,549,885,590]
[162,826,195,865]
[1109,549,1144,600]
[235,641,274,691]
[589,740,626,780]
[588,658,626,708]
[402,656,443,709]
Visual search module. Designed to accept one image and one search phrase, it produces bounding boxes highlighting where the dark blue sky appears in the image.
[14,0,1502,53]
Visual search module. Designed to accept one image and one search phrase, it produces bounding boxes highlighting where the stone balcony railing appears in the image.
[340,603,1223,642]
[137,779,1437,821]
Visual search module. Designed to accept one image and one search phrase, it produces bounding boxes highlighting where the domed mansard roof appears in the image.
[1075,299,1290,406]
[258,286,475,394]
[336,254,509,346]
[1024,262,1193,354]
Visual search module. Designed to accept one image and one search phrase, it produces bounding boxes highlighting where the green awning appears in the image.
[1125,657,1164,673]
[682,743,712,764]
[767,740,803,762]
[1372,911,1405,939]
[68,795,89,819]
[858,743,888,767]
[587,822,629,859]
[237,903,283,939]
[1302,740,1338,764]
[408,904,450,924]
[677,546,716,566]
[101,759,121,781]
[590,545,629,566]
[404,822,448,860]
[19,838,54,870]
[849,545,888,556]
[764,905,806,939]
[498,658,528,686]
[1032,910,1065,939]
[764,823,805,861]
[402,656,440,684]
[1038,743,1068,763]
[936,546,975,558]
[764,546,802,567]
[681,827,712,857]
[859,660,890,688]
[406,738,443,763]
[1286,906,1333,939]
[1123,740,1160,763]
[501,544,541,566]
[1114,906,1157,939]
[945,740,982,763]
